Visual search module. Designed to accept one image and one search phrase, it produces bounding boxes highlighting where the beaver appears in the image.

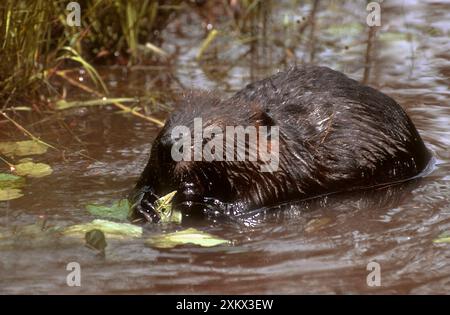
[129,65,432,223]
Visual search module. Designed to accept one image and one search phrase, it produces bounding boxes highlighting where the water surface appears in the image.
[0,0,449,294]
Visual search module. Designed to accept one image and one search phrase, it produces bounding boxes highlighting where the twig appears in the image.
[363,26,377,85]
[0,155,15,170]
[1,112,58,151]
[56,71,165,127]
[308,0,320,63]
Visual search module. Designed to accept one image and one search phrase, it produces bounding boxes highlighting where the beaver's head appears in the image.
[128,92,288,223]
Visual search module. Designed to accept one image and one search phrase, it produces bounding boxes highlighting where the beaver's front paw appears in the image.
[128,188,160,223]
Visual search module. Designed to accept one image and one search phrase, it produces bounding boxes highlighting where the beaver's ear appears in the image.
[252,109,276,127]
[178,90,222,110]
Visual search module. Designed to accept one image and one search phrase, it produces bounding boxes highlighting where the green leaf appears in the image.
[433,232,450,244]
[14,161,53,178]
[154,190,182,224]
[86,199,130,221]
[0,173,25,189]
[0,188,24,201]
[85,229,107,251]
[0,140,48,157]
[63,219,142,239]
[146,228,230,249]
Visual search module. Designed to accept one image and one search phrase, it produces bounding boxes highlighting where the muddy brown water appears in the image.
[1,1,449,294]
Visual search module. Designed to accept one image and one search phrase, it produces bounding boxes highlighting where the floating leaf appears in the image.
[146,228,230,249]
[85,229,107,251]
[154,191,182,224]
[0,173,25,201]
[0,188,24,201]
[0,173,25,189]
[433,232,450,244]
[63,219,142,239]
[14,161,53,178]
[165,210,182,224]
[0,140,48,157]
[86,199,130,221]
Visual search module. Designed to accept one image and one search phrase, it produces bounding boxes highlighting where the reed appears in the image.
[0,0,61,107]
[0,0,181,108]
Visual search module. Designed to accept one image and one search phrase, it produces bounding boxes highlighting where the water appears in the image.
[1,0,449,294]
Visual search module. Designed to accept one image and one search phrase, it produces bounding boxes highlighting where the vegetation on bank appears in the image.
[0,0,274,112]
[0,0,183,109]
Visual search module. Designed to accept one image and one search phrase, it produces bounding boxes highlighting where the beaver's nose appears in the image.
[173,182,202,205]
[172,181,212,218]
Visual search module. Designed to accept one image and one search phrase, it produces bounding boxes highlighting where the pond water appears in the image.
[1,0,449,294]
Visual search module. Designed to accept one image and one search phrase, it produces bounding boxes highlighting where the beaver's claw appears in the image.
[128,188,160,223]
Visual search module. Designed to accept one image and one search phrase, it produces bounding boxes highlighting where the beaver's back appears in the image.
[228,65,431,193]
